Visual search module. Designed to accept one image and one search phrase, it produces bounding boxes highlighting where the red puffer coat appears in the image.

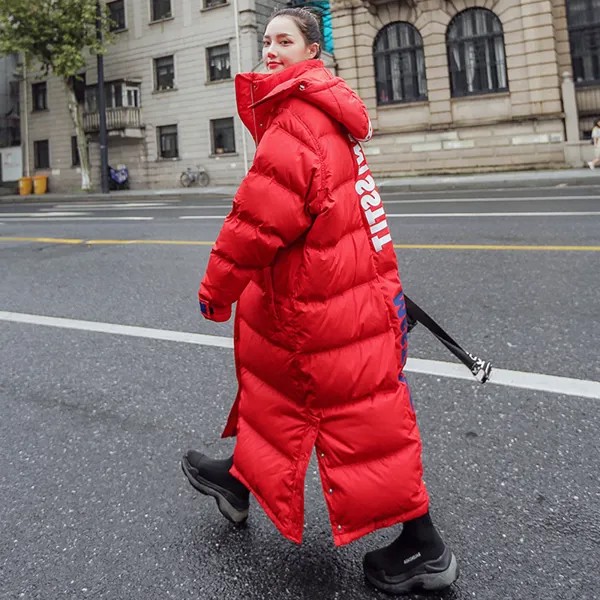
[199,60,428,546]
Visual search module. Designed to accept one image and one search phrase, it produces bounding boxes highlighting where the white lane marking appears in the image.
[179,215,229,219]
[178,212,600,221]
[0,217,154,222]
[383,196,600,204]
[47,202,170,210]
[386,212,600,218]
[0,212,89,217]
[1,311,598,400]
[45,197,600,211]
[407,359,600,399]
[49,203,231,211]
[50,200,179,210]
[0,311,233,349]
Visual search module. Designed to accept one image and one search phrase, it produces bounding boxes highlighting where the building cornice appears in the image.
[331,0,418,7]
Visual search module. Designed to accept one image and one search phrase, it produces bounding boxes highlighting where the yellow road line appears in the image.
[86,239,214,246]
[0,236,85,244]
[1,236,599,251]
[0,237,214,246]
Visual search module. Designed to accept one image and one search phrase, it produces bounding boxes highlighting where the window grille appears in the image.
[207,45,231,82]
[34,140,50,169]
[567,0,600,86]
[84,81,141,112]
[71,135,89,167]
[373,22,427,105]
[447,8,508,97]
[151,0,171,21]
[32,82,47,111]
[71,136,80,166]
[158,124,178,158]
[108,0,126,31]
[204,0,226,8]
[211,118,235,154]
[9,80,20,101]
[154,56,175,90]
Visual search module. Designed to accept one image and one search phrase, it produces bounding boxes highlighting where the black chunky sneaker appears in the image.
[181,451,250,524]
[363,512,459,595]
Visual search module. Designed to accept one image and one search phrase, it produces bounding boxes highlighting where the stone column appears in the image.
[330,0,362,90]
[561,71,579,143]
[238,0,259,73]
[561,71,584,167]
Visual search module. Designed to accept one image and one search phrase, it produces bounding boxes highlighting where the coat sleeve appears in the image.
[198,124,320,321]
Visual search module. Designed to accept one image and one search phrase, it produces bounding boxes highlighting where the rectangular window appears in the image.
[84,87,97,112]
[126,85,140,107]
[71,136,80,166]
[203,0,226,8]
[568,1,600,85]
[71,136,88,167]
[32,82,47,111]
[151,0,171,21]
[110,82,123,107]
[84,81,141,111]
[9,80,19,102]
[207,44,231,82]
[71,73,86,104]
[34,140,50,169]
[108,0,126,31]
[211,117,235,154]
[154,55,175,90]
[158,124,178,158]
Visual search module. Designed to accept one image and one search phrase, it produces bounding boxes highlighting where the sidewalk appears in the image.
[379,167,600,192]
[3,167,600,203]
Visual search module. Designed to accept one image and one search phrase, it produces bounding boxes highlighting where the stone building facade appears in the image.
[329,0,598,175]
[20,0,281,192]
[18,0,600,189]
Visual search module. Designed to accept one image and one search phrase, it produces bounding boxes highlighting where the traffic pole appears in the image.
[96,1,109,194]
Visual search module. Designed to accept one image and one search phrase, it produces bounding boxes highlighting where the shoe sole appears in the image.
[180,458,249,525]
[365,551,459,595]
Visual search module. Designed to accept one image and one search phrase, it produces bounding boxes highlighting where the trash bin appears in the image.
[33,175,48,195]
[18,176,33,196]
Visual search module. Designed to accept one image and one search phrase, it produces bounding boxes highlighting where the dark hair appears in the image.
[268,7,322,59]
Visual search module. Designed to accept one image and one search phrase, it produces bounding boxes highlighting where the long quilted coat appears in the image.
[198,60,428,546]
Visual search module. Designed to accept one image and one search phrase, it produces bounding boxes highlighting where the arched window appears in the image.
[447,9,508,97]
[373,22,427,105]
[567,0,600,85]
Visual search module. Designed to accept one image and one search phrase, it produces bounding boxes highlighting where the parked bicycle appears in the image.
[180,165,209,188]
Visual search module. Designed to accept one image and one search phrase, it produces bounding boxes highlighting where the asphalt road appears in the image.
[1,185,599,600]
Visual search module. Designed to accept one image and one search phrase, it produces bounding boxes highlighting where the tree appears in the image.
[0,0,112,191]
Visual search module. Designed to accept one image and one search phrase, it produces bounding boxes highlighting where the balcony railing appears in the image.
[575,85,600,137]
[576,85,600,116]
[83,106,143,133]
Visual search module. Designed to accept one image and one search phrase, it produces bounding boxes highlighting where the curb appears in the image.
[0,187,237,204]
[377,171,600,193]
[2,170,600,203]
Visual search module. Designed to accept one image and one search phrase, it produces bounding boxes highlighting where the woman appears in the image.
[182,7,458,595]
[589,118,600,169]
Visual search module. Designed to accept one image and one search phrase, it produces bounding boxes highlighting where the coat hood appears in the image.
[235,60,372,144]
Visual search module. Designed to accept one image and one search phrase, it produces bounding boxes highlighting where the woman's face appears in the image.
[262,16,318,74]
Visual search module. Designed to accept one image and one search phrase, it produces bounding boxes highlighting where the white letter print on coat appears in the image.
[351,139,392,252]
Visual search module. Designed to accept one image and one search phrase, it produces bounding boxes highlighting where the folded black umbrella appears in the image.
[404,295,492,384]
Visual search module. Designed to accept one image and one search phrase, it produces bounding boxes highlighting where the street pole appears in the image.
[232,0,249,174]
[21,55,30,178]
[96,1,109,193]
